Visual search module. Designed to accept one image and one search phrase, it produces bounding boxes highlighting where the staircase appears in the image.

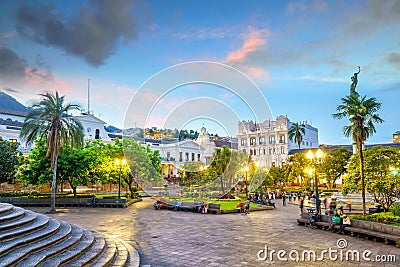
[0,203,140,267]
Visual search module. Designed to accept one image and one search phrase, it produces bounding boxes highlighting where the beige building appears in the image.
[237,115,319,168]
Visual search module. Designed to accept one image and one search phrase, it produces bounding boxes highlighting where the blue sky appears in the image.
[0,0,399,145]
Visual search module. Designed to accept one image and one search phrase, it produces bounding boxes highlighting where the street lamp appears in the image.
[115,158,127,199]
[242,166,249,199]
[306,149,324,214]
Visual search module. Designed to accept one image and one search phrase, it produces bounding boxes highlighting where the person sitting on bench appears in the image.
[337,214,351,234]
[174,200,182,211]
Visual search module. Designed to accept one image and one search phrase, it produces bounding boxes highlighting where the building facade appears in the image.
[237,115,319,167]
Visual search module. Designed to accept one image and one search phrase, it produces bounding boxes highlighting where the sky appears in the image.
[0,0,399,145]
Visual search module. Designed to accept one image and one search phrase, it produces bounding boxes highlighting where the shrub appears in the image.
[390,202,400,217]
[352,212,400,224]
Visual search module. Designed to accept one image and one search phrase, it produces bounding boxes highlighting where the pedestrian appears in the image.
[282,194,286,206]
[299,197,304,214]
[293,193,297,202]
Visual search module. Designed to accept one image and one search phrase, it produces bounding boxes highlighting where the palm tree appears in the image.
[20,91,84,213]
[288,122,305,150]
[210,146,231,193]
[332,94,383,215]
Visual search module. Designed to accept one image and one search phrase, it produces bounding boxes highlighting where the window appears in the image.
[9,139,17,144]
[269,136,275,144]
[192,153,195,161]
[279,135,285,144]
[243,149,246,153]
[306,141,309,146]
[197,154,200,161]
[302,141,305,145]
[95,129,100,139]
[269,148,272,155]
[167,152,171,159]
[241,139,247,146]
[259,137,265,144]
[273,148,276,154]
[280,146,285,154]
[263,149,266,155]
[185,152,189,161]
[250,150,253,155]
[254,149,256,156]
[179,152,183,162]
[250,138,256,146]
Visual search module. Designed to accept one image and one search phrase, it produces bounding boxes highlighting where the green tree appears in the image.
[17,139,52,186]
[266,166,286,187]
[333,94,384,214]
[319,148,352,189]
[180,161,207,187]
[146,145,162,173]
[123,138,163,194]
[0,138,21,183]
[288,122,305,150]
[343,146,400,211]
[20,91,84,213]
[57,147,93,197]
[287,153,309,187]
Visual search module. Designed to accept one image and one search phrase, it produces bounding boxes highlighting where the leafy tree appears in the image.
[319,148,352,189]
[288,122,305,150]
[146,145,162,173]
[20,91,84,213]
[123,138,163,195]
[17,140,52,186]
[287,153,309,186]
[333,94,384,214]
[57,147,93,197]
[265,166,285,187]
[0,138,21,183]
[180,161,208,187]
[343,146,400,211]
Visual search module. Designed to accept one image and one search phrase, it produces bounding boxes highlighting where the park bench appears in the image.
[95,198,127,208]
[207,204,221,214]
[297,213,400,246]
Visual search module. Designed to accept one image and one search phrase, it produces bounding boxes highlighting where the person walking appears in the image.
[282,194,287,206]
[299,197,304,214]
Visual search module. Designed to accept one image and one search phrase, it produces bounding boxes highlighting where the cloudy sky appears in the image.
[0,0,399,145]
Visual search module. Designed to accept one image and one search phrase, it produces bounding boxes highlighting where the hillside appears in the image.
[0,92,28,112]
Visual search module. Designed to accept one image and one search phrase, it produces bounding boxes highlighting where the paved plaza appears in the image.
[29,198,400,267]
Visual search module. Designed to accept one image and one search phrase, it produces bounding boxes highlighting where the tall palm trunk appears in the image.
[357,138,366,215]
[50,158,57,214]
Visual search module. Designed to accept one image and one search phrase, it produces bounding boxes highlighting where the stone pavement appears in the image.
[28,198,400,267]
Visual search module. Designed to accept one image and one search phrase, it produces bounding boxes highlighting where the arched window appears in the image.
[95,129,100,139]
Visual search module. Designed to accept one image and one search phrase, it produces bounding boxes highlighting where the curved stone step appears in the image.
[0,210,37,232]
[0,206,25,224]
[66,231,106,266]
[0,212,48,242]
[0,218,60,258]
[39,229,95,267]
[111,238,129,267]
[0,203,14,215]
[0,221,71,266]
[113,238,140,267]
[15,224,84,267]
[88,237,117,267]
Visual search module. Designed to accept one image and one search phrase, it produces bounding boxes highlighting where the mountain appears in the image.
[0,92,28,112]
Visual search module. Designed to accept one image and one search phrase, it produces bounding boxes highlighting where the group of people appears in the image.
[327,206,351,234]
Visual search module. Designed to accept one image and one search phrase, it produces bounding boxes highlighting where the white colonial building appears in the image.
[237,115,319,167]
[75,113,112,142]
[0,108,29,152]
[146,127,219,179]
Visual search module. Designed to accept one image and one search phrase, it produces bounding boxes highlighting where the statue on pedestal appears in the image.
[350,66,361,96]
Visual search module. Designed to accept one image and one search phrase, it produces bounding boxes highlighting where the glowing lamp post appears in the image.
[115,158,127,199]
[306,149,324,214]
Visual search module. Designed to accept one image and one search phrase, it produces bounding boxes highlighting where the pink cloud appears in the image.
[227,28,269,63]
